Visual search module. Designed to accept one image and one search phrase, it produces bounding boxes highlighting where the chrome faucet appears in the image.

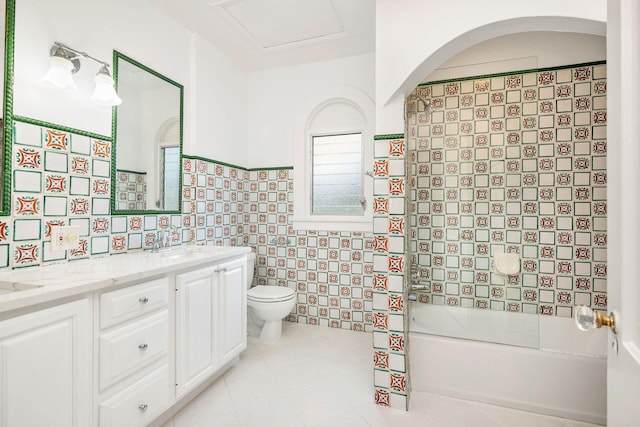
[153,225,179,252]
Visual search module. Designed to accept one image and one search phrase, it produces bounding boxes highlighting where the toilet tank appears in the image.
[246,252,256,289]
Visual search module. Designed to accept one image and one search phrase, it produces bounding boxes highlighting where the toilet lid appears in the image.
[247,285,295,301]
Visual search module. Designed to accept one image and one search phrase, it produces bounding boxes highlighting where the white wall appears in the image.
[375,0,607,135]
[246,53,375,168]
[12,0,248,166]
[13,0,190,137]
[12,1,607,166]
[188,34,249,166]
[423,32,606,83]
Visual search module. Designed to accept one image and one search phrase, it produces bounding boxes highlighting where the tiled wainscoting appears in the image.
[183,160,376,332]
[2,120,375,333]
[9,122,114,264]
[407,62,608,317]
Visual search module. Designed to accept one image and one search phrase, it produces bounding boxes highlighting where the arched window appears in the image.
[293,88,374,231]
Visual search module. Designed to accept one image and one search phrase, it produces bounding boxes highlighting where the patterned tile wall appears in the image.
[2,122,376,335]
[406,63,608,317]
[115,170,147,211]
[181,157,247,247]
[7,122,114,266]
[243,169,374,332]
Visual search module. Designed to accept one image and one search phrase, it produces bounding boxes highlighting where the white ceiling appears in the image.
[150,0,375,71]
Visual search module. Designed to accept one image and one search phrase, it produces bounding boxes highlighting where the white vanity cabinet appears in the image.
[175,257,247,398]
[0,248,250,427]
[96,277,171,427]
[216,257,247,366]
[0,298,92,427]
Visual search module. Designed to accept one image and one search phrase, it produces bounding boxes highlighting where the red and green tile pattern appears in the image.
[406,63,607,317]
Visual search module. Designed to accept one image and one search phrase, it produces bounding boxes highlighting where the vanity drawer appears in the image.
[99,365,170,427]
[100,311,169,390]
[100,277,168,328]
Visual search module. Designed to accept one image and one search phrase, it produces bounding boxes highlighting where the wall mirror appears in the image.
[0,0,15,215]
[111,51,183,215]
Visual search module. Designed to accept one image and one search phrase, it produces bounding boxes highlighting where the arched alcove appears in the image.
[393,17,606,105]
[375,9,607,134]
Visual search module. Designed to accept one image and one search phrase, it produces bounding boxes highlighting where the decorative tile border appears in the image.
[372,135,409,410]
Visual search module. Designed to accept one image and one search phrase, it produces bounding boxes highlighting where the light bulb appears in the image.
[90,66,122,106]
[42,55,78,92]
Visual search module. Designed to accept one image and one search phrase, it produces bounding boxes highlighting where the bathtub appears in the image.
[408,303,607,425]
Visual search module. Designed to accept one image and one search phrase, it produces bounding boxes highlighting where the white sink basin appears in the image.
[160,252,192,260]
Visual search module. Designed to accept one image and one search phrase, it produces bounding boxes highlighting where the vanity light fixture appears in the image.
[42,42,122,106]
[91,64,121,106]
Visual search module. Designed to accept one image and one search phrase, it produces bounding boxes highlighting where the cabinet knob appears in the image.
[139,297,149,304]
[138,403,148,412]
[138,343,148,351]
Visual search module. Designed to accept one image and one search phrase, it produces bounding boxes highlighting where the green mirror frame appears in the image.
[110,51,184,216]
[0,0,15,215]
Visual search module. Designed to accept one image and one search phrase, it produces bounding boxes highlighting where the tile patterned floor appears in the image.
[162,322,604,427]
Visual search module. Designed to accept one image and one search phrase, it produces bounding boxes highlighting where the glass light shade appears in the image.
[91,72,122,106]
[42,56,78,91]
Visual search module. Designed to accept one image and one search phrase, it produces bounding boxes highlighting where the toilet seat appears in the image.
[247,285,295,302]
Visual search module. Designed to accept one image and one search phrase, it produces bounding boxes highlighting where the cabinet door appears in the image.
[0,299,92,427]
[217,258,247,366]
[175,266,217,398]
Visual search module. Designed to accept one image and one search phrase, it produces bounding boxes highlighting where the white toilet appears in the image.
[246,253,296,343]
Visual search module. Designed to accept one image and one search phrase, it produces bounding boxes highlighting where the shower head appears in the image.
[408,94,433,115]
[417,96,433,115]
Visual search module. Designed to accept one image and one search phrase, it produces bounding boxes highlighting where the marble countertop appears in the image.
[0,245,251,314]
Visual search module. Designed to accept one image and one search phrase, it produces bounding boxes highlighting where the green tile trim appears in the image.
[248,166,293,171]
[13,116,112,141]
[374,134,405,140]
[418,60,607,87]
[1,0,16,216]
[116,168,147,175]
[182,154,293,171]
[111,51,184,216]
